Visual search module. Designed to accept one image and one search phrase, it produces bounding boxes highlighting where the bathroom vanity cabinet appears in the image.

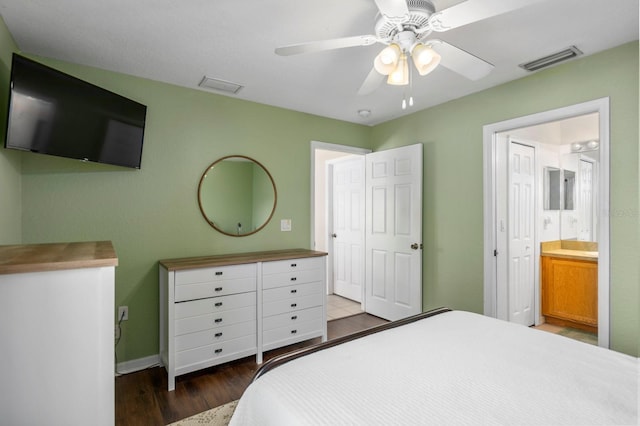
[541,241,598,333]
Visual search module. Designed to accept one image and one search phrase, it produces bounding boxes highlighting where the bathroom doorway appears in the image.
[483,98,610,348]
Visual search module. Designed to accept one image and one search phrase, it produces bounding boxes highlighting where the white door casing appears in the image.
[365,144,423,321]
[507,140,535,326]
[330,156,365,302]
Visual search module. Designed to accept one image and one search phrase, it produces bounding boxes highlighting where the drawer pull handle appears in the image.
[215,332,223,338]
[290,289,297,294]
[291,315,298,320]
[214,318,223,323]
[291,303,297,308]
[291,263,297,267]
[215,287,223,292]
[290,277,297,281]
[291,330,297,334]
[215,302,223,307]
[214,348,223,354]
[215,271,223,276]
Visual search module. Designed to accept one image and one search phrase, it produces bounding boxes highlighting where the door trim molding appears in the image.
[482,98,610,348]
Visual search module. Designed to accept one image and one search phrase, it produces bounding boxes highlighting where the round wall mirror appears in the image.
[198,155,277,237]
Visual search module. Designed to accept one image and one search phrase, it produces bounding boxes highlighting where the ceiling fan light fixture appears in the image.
[374,44,401,75]
[387,54,409,85]
[412,43,441,76]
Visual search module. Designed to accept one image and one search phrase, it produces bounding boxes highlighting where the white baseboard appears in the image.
[115,354,161,375]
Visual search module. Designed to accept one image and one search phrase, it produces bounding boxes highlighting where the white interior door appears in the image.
[365,144,423,321]
[507,140,535,326]
[330,156,365,302]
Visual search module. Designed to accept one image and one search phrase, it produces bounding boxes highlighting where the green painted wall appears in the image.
[0,17,22,244]
[14,55,371,362]
[371,42,639,356]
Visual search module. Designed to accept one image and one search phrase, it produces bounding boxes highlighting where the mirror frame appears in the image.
[197,155,277,237]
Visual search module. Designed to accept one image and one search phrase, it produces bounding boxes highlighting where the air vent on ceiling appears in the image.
[519,46,583,72]
[198,76,244,94]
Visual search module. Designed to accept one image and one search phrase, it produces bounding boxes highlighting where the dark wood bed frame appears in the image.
[252,307,452,382]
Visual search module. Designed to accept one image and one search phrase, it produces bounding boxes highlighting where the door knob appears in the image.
[331,233,337,238]
[411,243,423,250]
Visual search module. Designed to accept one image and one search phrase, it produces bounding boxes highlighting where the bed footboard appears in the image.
[252,307,451,382]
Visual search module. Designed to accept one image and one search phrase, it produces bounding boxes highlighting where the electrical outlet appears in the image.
[118,306,129,321]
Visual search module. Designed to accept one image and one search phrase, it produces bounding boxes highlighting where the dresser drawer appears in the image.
[263,317,324,348]
[175,334,256,370]
[263,293,323,317]
[175,277,256,302]
[263,281,323,303]
[262,269,324,290]
[263,306,323,331]
[262,257,324,275]
[175,292,256,319]
[175,263,256,285]
[175,320,256,352]
[175,305,256,336]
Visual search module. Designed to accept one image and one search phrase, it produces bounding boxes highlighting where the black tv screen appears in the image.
[4,54,147,169]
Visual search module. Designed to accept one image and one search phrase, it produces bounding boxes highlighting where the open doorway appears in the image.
[311,142,424,322]
[311,142,370,320]
[483,98,610,348]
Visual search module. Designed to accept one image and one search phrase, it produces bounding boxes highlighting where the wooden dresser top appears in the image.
[160,248,327,271]
[0,241,118,275]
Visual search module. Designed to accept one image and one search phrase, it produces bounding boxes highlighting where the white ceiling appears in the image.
[0,0,637,126]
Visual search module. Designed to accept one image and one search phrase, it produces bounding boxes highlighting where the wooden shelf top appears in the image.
[160,248,327,271]
[0,241,118,275]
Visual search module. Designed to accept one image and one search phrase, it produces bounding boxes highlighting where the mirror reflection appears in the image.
[198,155,277,236]
[540,141,599,242]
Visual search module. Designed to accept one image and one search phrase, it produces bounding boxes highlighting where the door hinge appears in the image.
[494,249,498,257]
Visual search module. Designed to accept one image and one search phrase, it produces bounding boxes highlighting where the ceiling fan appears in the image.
[275,0,545,96]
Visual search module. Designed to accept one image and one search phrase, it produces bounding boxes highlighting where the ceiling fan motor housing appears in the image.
[374,0,436,46]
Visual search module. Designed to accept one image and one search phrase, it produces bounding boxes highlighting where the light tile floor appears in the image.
[533,322,598,346]
[327,294,363,320]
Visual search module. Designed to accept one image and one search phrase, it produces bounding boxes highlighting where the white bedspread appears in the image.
[230,311,638,425]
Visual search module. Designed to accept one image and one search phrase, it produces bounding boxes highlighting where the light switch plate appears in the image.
[280,219,292,231]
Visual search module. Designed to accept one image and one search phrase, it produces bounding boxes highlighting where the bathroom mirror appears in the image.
[563,169,576,210]
[198,155,277,236]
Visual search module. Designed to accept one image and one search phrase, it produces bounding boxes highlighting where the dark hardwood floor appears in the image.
[115,313,387,425]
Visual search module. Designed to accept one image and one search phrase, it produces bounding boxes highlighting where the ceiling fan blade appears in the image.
[357,67,385,95]
[429,0,547,32]
[430,39,494,80]
[275,35,378,56]
[373,0,410,20]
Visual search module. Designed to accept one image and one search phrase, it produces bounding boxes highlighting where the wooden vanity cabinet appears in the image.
[160,249,327,391]
[541,255,598,332]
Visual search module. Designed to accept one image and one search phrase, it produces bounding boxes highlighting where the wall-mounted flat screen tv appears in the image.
[4,54,147,169]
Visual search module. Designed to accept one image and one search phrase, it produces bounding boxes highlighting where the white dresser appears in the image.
[160,249,327,391]
[0,241,117,426]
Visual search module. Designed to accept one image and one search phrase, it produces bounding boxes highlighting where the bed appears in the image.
[230,308,638,425]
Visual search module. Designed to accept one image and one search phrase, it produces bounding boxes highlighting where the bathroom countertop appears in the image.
[540,240,598,262]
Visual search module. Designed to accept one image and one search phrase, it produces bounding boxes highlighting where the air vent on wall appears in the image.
[198,76,244,94]
[519,46,583,72]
